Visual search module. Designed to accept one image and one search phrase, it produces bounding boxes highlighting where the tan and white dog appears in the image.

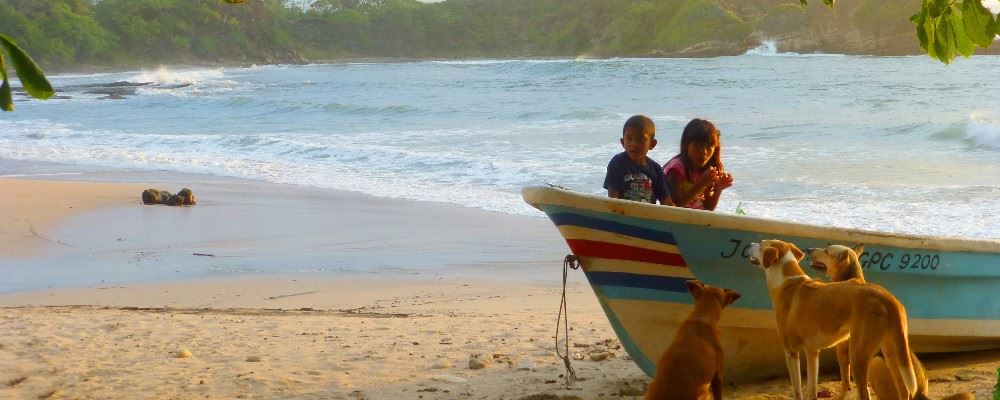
[748,239,917,400]
[808,244,973,400]
[807,243,867,397]
[645,280,741,400]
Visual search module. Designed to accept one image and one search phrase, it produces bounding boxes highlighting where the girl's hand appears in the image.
[698,167,720,187]
[714,172,734,191]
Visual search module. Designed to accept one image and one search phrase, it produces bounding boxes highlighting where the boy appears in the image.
[604,115,674,205]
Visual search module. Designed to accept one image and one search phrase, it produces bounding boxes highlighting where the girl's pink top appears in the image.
[663,156,706,210]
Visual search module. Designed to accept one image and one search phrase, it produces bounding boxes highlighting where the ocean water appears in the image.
[3,50,999,239]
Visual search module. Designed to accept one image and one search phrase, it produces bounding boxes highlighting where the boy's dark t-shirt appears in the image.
[603,152,670,204]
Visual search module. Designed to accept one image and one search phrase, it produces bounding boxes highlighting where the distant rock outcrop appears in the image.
[142,188,196,206]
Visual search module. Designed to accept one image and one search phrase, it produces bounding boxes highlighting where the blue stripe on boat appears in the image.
[598,286,696,304]
[548,212,678,246]
[585,271,690,292]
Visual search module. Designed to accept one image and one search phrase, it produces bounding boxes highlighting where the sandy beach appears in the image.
[2,175,998,399]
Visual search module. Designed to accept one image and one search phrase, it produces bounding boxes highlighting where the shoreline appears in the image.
[0,168,569,293]
[2,171,999,399]
[44,52,1000,77]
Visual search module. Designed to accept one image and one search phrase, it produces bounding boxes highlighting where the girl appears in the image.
[663,118,733,210]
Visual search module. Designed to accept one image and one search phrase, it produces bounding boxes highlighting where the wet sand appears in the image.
[1,176,997,399]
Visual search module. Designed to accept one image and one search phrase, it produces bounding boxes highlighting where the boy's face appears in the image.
[621,128,656,164]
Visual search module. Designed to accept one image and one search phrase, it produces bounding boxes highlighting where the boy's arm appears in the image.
[655,169,674,206]
[604,157,623,199]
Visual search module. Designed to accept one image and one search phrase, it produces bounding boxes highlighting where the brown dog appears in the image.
[808,244,974,400]
[748,239,916,400]
[868,354,973,400]
[645,280,741,400]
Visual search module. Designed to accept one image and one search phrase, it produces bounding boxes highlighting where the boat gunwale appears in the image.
[522,186,1000,254]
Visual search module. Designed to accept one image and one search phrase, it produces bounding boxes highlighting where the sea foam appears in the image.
[966,112,1000,150]
[745,40,781,56]
[5,58,999,239]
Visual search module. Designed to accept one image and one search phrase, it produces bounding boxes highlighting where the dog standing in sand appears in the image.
[748,239,917,400]
[808,244,973,400]
[645,280,740,400]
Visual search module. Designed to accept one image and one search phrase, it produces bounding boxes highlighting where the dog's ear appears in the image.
[837,248,852,264]
[686,280,704,298]
[851,243,865,257]
[789,243,805,261]
[723,289,741,306]
[762,246,779,268]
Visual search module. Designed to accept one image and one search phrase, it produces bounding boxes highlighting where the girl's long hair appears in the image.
[676,118,723,179]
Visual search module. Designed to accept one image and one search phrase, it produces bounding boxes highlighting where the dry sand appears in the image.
[1,177,998,399]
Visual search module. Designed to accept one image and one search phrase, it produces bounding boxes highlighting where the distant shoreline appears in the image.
[45,50,1000,76]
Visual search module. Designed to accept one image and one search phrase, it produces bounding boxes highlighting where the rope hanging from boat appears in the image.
[556,254,580,387]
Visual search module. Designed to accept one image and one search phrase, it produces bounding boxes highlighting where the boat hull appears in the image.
[523,186,1000,382]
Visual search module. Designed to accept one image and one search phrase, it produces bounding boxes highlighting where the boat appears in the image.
[522,185,1000,383]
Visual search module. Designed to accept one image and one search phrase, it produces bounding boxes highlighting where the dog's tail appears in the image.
[883,310,918,398]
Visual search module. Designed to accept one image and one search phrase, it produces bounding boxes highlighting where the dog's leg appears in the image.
[711,371,723,400]
[785,350,803,400]
[835,342,851,398]
[849,338,876,400]
[805,349,820,400]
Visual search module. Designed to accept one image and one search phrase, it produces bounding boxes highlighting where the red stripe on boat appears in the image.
[565,239,688,268]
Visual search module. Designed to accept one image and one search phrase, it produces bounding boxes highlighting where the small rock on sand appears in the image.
[176,349,193,358]
[431,358,452,369]
[246,355,262,362]
[469,357,490,370]
[954,372,976,381]
[589,352,609,361]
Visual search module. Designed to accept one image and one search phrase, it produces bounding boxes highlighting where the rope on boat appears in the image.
[556,254,581,387]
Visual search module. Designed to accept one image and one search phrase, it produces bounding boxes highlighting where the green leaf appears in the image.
[912,5,932,52]
[1,53,11,112]
[1,79,12,112]
[951,9,977,57]
[927,0,952,18]
[933,7,957,63]
[0,32,55,100]
[961,0,997,48]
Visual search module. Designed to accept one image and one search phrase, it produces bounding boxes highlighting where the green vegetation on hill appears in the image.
[0,0,997,72]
